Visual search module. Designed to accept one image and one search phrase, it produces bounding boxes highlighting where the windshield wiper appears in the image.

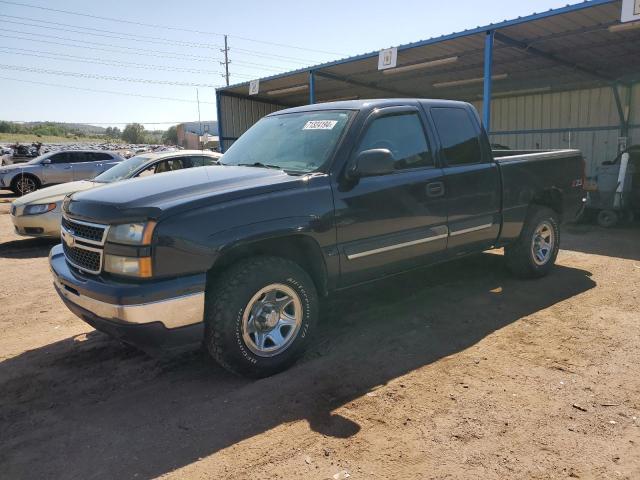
[237,162,282,170]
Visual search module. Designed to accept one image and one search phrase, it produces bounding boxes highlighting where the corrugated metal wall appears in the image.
[218,94,285,152]
[473,84,637,176]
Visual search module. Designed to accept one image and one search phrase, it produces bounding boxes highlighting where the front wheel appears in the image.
[11,174,39,196]
[505,206,560,279]
[204,256,318,378]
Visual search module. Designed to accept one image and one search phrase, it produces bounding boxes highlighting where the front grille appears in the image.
[63,242,102,274]
[61,217,106,244]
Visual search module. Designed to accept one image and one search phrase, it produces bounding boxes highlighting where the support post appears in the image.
[483,30,495,132]
[309,70,316,104]
[612,83,629,138]
[215,90,225,153]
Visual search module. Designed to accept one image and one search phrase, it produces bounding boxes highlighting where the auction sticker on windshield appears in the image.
[303,120,338,130]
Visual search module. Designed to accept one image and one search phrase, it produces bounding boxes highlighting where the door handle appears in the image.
[63,166,72,169]
[426,181,445,197]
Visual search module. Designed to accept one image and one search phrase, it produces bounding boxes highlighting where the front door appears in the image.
[41,152,72,184]
[333,106,448,286]
[429,106,501,256]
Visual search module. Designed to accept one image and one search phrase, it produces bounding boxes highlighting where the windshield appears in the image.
[93,155,153,183]
[220,110,353,173]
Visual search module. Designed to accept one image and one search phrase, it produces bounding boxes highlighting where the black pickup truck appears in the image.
[50,99,584,377]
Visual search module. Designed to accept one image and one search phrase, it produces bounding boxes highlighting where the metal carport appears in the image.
[216,0,640,175]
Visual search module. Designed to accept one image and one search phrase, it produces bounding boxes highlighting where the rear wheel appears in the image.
[596,209,618,228]
[204,256,318,378]
[11,174,39,196]
[505,206,560,278]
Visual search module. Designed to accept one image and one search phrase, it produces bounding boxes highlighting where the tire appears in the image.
[204,256,318,378]
[11,174,40,196]
[505,206,560,279]
[596,209,618,228]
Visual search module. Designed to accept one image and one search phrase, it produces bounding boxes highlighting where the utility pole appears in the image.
[221,35,230,86]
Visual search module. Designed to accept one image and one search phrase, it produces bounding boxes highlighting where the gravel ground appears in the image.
[0,193,638,480]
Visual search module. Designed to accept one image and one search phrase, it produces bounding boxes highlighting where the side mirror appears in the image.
[42,158,51,165]
[347,148,395,180]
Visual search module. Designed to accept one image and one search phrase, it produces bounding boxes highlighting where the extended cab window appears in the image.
[431,107,482,166]
[357,113,433,170]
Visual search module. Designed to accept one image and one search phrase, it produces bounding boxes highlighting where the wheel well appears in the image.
[532,188,563,218]
[208,235,329,296]
[11,172,40,189]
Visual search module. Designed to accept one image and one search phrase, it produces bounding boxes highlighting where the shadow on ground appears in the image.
[0,252,595,479]
[563,222,640,261]
[0,237,59,259]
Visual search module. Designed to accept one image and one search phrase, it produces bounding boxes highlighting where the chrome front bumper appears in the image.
[50,245,206,330]
[53,275,204,329]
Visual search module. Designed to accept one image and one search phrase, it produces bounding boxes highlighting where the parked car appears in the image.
[0,150,125,196]
[11,150,221,238]
[50,99,584,378]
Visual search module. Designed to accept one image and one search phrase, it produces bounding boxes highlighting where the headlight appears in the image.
[107,221,156,245]
[24,202,57,215]
[104,255,152,278]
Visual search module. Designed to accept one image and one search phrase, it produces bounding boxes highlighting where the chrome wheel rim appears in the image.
[531,221,555,266]
[17,177,36,195]
[241,283,302,357]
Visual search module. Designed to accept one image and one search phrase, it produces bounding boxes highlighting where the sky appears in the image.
[0,0,585,130]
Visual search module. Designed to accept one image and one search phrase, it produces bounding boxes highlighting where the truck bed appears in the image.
[492,149,584,242]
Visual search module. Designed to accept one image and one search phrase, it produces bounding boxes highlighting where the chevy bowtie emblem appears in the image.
[64,232,75,248]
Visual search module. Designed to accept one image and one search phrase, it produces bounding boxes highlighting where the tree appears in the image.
[121,123,146,144]
[162,125,178,145]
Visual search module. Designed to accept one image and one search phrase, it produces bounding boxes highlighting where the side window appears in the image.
[92,152,113,161]
[49,153,69,164]
[187,155,217,167]
[357,113,433,170]
[136,159,186,177]
[431,107,482,166]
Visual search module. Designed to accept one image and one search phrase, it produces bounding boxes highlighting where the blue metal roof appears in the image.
[218,0,617,93]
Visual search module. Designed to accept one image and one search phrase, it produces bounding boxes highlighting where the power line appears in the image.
[0,47,257,79]
[0,64,222,88]
[0,14,222,49]
[1,28,220,61]
[0,28,315,67]
[8,120,198,125]
[0,76,217,104]
[0,22,320,65]
[0,18,224,49]
[0,0,347,56]
[0,33,302,74]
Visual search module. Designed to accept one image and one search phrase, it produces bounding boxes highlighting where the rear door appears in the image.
[334,106,448,286]
[429,106,501,255]
[71,152,105,180]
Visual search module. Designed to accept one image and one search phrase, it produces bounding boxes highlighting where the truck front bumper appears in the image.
[49,244,206,352]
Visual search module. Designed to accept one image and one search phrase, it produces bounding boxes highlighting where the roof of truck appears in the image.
[268,98,471,115]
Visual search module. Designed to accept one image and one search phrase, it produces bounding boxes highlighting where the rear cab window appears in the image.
[431,107,483,166]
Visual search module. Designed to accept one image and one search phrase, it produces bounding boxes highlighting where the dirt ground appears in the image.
[0,190,639,480]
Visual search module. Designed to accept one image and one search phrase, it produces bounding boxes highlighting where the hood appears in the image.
[12,181,98,207]
[65,166,304,223]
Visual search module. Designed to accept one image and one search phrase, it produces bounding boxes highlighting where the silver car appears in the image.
[0,150,124,196]
[10,150,221,238]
